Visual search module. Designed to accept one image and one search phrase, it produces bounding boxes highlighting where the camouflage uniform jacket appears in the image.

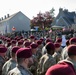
[30,54,38,75]
[0,56,5,75]
[7,65,33,75]
[66,57,76,72]
[37,53,56,75]
[52,51,61,63]
[2,58,17,75]
[61,46,68,60]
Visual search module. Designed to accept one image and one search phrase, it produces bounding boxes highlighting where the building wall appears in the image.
[0,21,10,34]
[57,17,69,28]
[9,12,30,33]
[52,8,65,26]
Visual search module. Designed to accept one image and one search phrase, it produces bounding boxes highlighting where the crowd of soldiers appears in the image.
[0,32,76,75]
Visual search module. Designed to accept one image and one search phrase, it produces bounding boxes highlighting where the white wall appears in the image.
[9,12,31,33]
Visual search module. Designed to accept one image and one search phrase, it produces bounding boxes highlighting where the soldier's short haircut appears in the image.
[17,58,25,64]
[10,51,15,58]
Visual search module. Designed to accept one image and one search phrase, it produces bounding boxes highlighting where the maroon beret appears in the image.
[11,40,16,44]
[20,36,23,39]
[46,42,55,50]
[30,35,35,39]
[7,42,11,47]
[0,44,6,47]
[30,43,38,49]
[56,38,62,43]
[69,37,76,44]
[67,45,76,55]
[12,46,20,53]
[36,40,42,45]
[46,38,53,43]
[18,41,23,45]
[0,46,7,53]
[40,38,44,42]
[16,48,32,58]
[46,62,75,75]
[24,41,31,47]
[14,37,18,40]
[54,43,60,48]
[6,38,11,42]
[16,38,20,41]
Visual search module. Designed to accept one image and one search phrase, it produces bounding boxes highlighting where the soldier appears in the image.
[17,40,24,48]
[0,45,7,75]
[30,43,38,75]
[7,48,33,75]
[61,40,70,60]
[53,43,61,63]
[37,42,56,75]
[55,38,63,53]
[29,35,35,43]
[24,41,31,48]
[6,40,16,59]
[46,60,76,75]
[61,37,76,60]
[36,40,43,61]
[66,44,76,71]
[2,46,20,75]
[42,38,52,55]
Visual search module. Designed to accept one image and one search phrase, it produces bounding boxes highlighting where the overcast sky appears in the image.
[0,0,76,19]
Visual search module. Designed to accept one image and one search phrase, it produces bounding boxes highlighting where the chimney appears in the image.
[64,9,68,12]
[1,17,3,20]
[59,8,63,12]
[4,15,7,19]
[7,14,10,18]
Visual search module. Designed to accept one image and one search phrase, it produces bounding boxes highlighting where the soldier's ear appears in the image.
[24,58,28,63]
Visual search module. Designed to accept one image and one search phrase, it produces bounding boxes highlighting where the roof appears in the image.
[0,11,21,23]
[52,9,76,26]
[63,11,76,25]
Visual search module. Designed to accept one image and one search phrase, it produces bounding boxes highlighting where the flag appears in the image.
[12,26,16,31]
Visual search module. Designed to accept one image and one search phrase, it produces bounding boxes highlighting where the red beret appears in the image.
[6,38,11,42]
[20,36,23,39]
[0,46,7,53]
[7,42,11,47]
[46,62,75,75]
[54,43,60,48]
[0,44,5,47]
[12,46,20,53]
[11,40,16,44]
[46,42,55,50]
[36,40,42,45]
[30,43,38,49]
[46,38,53,43]
[56,38,62,43]
[69,37,76,44]
[24,41,31,47]
[40,38,44,42]
[18,41,23,45]
[30,35,35,39]
[67,45,76,55]
[16,38,20,41]
[16,48,32,58]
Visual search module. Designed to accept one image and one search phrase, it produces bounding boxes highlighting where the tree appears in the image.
[50,8,55,18]
[31,11,54,30]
